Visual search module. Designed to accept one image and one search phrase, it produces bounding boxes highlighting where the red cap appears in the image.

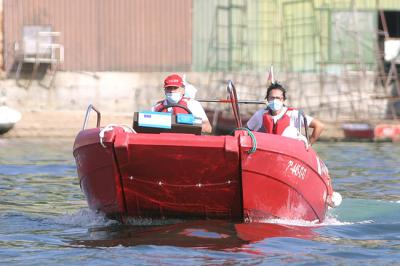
[164,74,183,88]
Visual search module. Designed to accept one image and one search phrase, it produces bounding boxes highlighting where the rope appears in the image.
[130,176,237,188]
[232,127,257,154]
[99,124,137,148]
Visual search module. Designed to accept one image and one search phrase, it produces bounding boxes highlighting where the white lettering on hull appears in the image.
[286,160,307,180]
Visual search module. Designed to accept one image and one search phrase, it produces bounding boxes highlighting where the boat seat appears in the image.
[132,112,202,135]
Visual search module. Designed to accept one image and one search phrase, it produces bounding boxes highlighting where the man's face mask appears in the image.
[267,99,283,111]
[165,92,182,104]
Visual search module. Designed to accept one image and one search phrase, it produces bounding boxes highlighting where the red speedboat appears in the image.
[342,122,375,140]
[73,83,338,223]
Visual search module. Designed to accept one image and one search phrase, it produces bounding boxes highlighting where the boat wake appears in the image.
[53,208,185,227]
[259,213,374,227]
[53,208,118,227]
[53,208,375,229]
[321,214,373,226]
[124,217,183,226]
[258,217,320,227]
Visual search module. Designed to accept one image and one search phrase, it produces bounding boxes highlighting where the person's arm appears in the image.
[246,110,263,131]
[308,118,324,145]
[188,100,213,134]
[151,100,164,112]
[202,120,212,134]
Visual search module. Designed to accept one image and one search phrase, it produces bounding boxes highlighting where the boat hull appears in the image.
[74,128,332,222]
[0,106,21,135]
[240,132,331,222]
[342,123,374,140]
[0,123,15,135]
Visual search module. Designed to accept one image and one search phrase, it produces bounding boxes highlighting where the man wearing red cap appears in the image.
[152,74,212,134]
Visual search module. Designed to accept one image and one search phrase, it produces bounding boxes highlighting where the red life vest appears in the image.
[154,97,190,114]
[262,107,295,135]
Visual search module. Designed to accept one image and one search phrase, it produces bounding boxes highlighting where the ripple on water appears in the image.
[0,139,400,265]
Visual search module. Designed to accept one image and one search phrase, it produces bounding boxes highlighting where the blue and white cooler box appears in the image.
[176,114,194,125]
[138,112,172,129]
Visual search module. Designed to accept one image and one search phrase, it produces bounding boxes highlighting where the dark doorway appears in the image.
[378,11,400,38]
[377,11,400,119]
[377,10,400,69]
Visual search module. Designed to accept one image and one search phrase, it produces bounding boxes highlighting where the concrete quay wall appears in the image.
[0,71,388,139]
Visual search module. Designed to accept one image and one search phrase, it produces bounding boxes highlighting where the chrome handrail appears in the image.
[298,109,309,144]
[82,104,101,130]
[227,80,242,128]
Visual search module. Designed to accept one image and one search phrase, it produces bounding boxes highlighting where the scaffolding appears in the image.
[206,1,279,107]
[205,0,400,123]
[375,10,400,119]
[206,0,249,72]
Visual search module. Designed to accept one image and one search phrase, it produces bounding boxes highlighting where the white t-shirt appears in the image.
[151,99,210,123]
[246,106,313,132]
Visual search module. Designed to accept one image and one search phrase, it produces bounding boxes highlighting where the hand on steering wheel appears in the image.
[158,104,192,114]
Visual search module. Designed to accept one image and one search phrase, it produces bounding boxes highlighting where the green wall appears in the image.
[192,0,400,72]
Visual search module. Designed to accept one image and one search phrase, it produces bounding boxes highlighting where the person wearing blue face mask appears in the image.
[152,74,212,134]
[246,82,324,145]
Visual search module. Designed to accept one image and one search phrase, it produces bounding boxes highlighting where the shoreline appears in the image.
[2,110,347,140]
[2,109,398,142]
[2,110,133,139]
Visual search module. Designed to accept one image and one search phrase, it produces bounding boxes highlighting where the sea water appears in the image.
[0,139,399,265]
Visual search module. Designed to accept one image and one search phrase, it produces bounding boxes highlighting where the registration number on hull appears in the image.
[286,160,307,180]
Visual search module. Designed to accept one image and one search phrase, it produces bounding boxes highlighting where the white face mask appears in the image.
[165,92,182,104]
[267,99,283,111]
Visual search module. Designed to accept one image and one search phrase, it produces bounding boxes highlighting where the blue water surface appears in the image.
[0,139,399,265]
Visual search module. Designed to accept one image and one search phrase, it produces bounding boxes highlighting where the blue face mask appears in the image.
[267,99,283,111]
[165,92,182,104]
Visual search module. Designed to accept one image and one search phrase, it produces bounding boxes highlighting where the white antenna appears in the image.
[267,65,275,85]
[270,65,275,84]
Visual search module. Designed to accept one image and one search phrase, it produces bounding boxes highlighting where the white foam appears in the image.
[322,212,375,226]
[125,217,182,226]
[258,213,374,227]
[53,208,118,227]
[53,209,183,227]
[259,218,320,227]
[320,215,353,226]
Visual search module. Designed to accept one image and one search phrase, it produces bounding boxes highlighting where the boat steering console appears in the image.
[156,104,192,114]
[133,104,202,135]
